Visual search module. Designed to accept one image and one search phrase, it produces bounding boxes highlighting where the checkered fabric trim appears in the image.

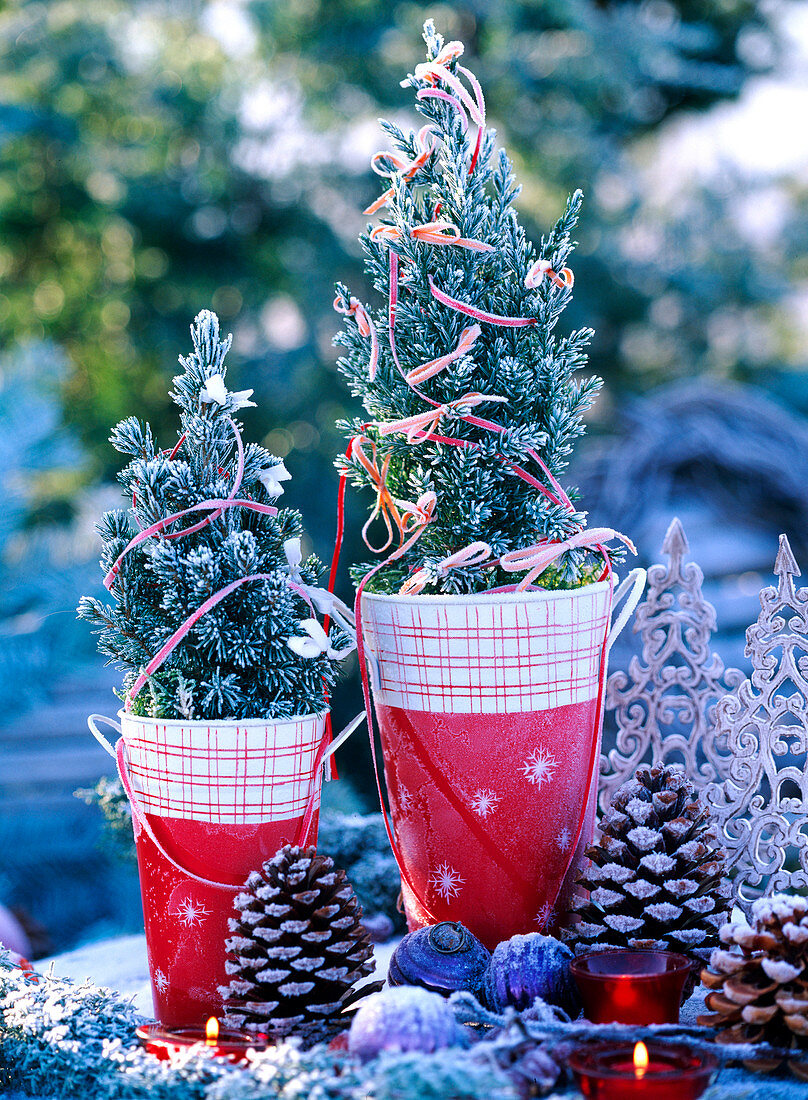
[119,714,326,824]
[361,586,612,714]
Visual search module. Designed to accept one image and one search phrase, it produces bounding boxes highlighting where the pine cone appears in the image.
[699,894,808,1078]
[562,763,732,967]
[220,844,377,1044]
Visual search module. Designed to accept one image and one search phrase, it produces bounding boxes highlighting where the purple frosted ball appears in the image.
[484,932,580,1016]
[388,921,491,998]
[348,986,464,1061]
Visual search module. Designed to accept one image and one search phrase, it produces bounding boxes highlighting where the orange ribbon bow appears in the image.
[525,258,574,291]
[370,220,493,253]
[377,391,507,444]
[350,435,439,552]
[365,126,439,215]
[334,293,379,381]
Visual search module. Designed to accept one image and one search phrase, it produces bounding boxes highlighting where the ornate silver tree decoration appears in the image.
[707,535,808,917]
[600,517,743,813]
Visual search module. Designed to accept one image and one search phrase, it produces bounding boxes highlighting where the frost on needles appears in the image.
[335,20,617,596]
[78,310,351,721]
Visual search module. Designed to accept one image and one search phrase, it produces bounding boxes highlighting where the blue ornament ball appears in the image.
[388,921,491,998]
[348,986,466,1061]
[483,932,580,1016]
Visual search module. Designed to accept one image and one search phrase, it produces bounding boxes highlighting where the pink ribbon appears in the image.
[127,572,275,704]
[405,324,482,386]
[400,540,494,595]
[334,293,380,381]
[500,528,637,590]
[105,417,280,589]
[386,256,572,513]
[413,42,486,174]
[376,391,507,444]
[525,258,574,290]
[428,275,537,327]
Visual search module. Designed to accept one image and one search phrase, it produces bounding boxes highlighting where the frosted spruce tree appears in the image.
[78,310,352,720]
[335,22,625,595]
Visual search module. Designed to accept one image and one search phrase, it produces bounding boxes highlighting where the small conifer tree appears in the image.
[78,310,351,720]
[335,21,622,595]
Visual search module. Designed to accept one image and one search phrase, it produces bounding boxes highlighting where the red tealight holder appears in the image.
[136,1017,268,1064]
[569,1041,719,1100]
[570,949,692,1024]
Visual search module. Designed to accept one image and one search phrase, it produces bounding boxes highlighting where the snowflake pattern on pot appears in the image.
[153,968,168,994]
[470,789,500,817]
[396,787,412,814]
[430,863,465,902]
[557,826,571,852]
[522,746,558,788]
[535,901,554,927]
[173,898,211,928]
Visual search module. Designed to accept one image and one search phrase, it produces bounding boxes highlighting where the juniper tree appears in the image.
[335,22,620,595]
[78,310,351,720]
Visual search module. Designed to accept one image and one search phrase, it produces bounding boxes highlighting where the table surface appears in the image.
[21,938,808,1100]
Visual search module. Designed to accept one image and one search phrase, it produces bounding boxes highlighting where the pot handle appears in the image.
[87,714,121,760]
[320,710,366,775]
[606,567,646,651]
[360,636,382,693]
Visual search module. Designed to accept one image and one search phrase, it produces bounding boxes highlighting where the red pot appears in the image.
[360,571,644,950]
[88,710,353,1026]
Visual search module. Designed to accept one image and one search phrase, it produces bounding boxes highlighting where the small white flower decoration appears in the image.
[287,618,351,661]
[199,372,255,409]
[258,461,292,498]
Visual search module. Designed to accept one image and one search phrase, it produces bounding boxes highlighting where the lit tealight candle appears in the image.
[137,1017,268,1064]
[634,1041,649,1080]
[205,1016,219,1048]
[569,1040,719,1099]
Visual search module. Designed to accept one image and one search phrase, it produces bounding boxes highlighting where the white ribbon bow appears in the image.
[284,536,303,581]
[258,461,291,498]
[199,373,256,410]
[286,618,353,661]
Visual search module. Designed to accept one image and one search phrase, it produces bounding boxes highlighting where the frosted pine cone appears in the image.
[562,763,732,967]
[220,844,378,1045]
[699,894,808,1078]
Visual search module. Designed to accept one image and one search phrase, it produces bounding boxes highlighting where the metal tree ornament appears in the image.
[600,517,742,813]
[706,535,808,917]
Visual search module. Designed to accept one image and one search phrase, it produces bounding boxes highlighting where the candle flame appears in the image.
[634,1041,649,1079]
[205,1017,219,1046]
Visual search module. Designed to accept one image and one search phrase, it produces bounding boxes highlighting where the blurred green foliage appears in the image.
[0,0,784,532]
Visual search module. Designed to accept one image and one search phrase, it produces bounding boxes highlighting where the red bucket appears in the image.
[88,709,360,1026]
[360,570,645,950]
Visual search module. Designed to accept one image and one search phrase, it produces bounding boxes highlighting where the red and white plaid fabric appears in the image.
[360,584,612,714]
[119,712,327,825]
